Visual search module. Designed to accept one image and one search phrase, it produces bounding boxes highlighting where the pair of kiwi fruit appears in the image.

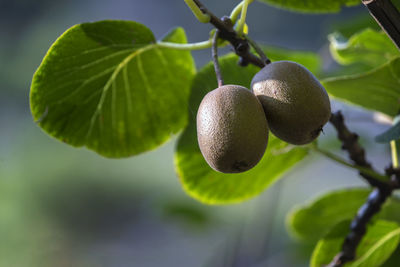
[197,60,331,173]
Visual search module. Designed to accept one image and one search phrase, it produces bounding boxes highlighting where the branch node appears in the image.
[191,0,266,68]
[220,16,234,29]
[238,57,249,66]
[327,111,397,266]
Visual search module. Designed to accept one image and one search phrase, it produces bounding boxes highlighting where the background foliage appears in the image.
[2,0,400,266]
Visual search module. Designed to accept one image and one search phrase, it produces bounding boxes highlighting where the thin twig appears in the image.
[312,146,389,183]
[212,31,224,87]
[245,36,271,65]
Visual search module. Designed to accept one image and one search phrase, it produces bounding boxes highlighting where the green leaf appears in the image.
[263,46,321,74]
[256,0,360,13]
[288,188,400,243]
[375,116,400,143]
[328,14,380,39]
[30,20,195,158]
[322,57,400,117]
[379,197,400,225]
[287,188,371,242]
[329,29,399,68]
[311,220,400,267]
[175,54,309,204]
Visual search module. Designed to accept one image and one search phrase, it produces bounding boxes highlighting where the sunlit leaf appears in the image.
[329,29,399,68]
[30,20,195,158]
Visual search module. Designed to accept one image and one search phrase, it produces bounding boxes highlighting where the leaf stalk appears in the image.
[184,0,211,23]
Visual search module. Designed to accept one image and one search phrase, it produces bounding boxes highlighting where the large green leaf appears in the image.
[175,53,311,204]
[257,0,360,13]
[322,58,400,117]
[311,220,400,267]
[30,20,195,158]
[329,29,399,68]
[287,188,400,243]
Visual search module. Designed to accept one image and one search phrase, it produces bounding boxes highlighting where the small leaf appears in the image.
[375,116,400,143]
[256,0,360,13]
[287,188,370,242]
[175,53,310,204]
[311,220,400,267]
[288,188,400,243]
[263,46,321,74]
[30,21,195,158]
[329,29,399,68]
[322,57,400,117]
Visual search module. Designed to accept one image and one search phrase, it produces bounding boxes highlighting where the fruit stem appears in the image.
[212,31,224,87]
[311,146,390,183]
[184,0,211,23]
[245,36,271,65]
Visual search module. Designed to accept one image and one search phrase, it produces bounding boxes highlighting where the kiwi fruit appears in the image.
[251,60,331,145]
[196,84,269,173]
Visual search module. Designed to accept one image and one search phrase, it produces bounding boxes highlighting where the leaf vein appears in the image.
[85,44,156,142]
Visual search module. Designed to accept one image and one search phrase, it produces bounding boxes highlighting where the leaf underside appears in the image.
[322,57,400,118]
[257,0,360,13]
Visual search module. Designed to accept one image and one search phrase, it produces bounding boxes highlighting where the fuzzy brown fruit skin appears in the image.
[196,85,269,173]
[251,61,331,145]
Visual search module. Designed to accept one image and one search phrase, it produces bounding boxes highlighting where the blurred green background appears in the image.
[0,0,394,266]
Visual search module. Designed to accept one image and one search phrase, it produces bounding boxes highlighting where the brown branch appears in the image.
[329,111,390,188]
[327,112,397,267]
[328,2,400,265]
[327,187,393,267]
[363,0,400,50]
[192,0,268,68]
